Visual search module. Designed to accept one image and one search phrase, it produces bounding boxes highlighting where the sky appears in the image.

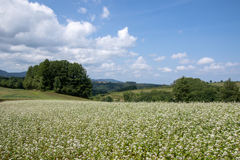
[0,0,240,84]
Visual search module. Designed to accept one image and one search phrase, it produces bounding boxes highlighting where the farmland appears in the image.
[0,100,239,159]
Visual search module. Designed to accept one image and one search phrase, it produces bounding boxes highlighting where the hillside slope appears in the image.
[96,86,173,101]
[0,87,88,101]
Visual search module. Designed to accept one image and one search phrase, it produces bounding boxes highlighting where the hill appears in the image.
[0,87,88,101]
[0,69,26,77]
[210,81,240,88]
[94,85,173,101]
[91,79,123,83]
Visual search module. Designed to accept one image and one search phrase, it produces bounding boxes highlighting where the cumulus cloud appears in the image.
[204,63,225,70]
[158,67,173,72]
[197,57,215,65]
[154,56,166,61]
[101,6,110,18]
[64,20,96,43]
[171,52,187,59]
[176,65,196,71]
[96,27,137,50]
[131,56,151,70]
[0,0,137,72]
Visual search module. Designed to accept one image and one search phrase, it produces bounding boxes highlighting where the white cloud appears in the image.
[196,63,225,75]
[99,63,121,72]
[0,0,137,72]
[64,20,96,41]
[204,63,225,70]
[197,57,215,65]
[176,65,196,71]
[131,56,151,70]
[96,27,137,50]
[129,51,138,57]
[179,58,190,64]
[171,52,187,59]
[158,67,173,72]
[225,62,240,67]
[78,7,87,14]
[102,6,110,18]
[154,56,166,61]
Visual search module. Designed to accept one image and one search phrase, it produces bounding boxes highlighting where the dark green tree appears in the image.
[173,76,191,102]
[219,78,240,102]
[23,65,38,89]
[53,76,61,93]
[201,88,217,102]
[23,59,92,98]
[37,59,51,90]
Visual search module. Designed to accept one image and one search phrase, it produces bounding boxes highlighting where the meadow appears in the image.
[0,100,239,159]
[0,87,88,101]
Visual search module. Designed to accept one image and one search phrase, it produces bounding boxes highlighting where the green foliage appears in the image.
[101,96,113,102]
[173,77,240,102]
[92,81,162,96]
[219,78,240,102]
[116,85,137,92]
[0,77,24,89]
[173,76,191,102]
[53,76,61,93]
[23,59,92,98]
[123,90,173,102]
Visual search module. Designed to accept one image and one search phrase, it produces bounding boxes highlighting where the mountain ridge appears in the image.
[0,69,27,77]
[0,69,123,83]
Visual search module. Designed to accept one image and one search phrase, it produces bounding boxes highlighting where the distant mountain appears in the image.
[91,79,123,83]
[0,69,27,77]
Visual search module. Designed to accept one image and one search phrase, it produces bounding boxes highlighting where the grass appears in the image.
[210,81,240,87]
[0,87,88,101]
[0,100,239,159]
[102,86,173,101]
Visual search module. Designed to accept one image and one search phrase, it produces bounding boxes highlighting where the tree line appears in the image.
[123,77,240,102]
[23,59,92,98]
[0,76,24,89]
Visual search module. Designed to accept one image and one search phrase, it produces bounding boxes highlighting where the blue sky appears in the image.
[0,0,240,84]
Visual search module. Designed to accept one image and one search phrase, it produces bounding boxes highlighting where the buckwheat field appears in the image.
[0,100,239,159]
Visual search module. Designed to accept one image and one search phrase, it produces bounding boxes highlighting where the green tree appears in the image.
[23,65,38,89]
[102,96,113,102]
[173,76,191,102]
[123,92,135,102]
[219,78,240,102]
[23,59,92,98]
[53,76,61,93]
[201,88,217,102]
[37,59,51,90]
